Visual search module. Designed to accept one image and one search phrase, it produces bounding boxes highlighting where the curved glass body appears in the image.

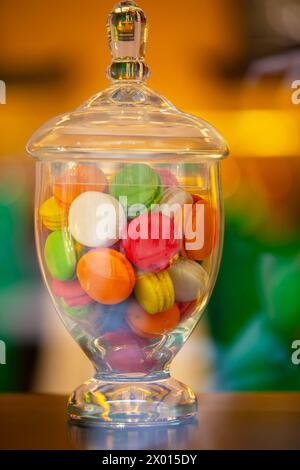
[28,1,228,426]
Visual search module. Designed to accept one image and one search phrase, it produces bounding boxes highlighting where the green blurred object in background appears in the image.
[209,199,300,391]
[262,256,300,338]
[0,164,40,392]
[208,219,262,346]
[215,314,300,391]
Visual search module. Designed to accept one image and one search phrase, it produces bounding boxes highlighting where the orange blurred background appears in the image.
[1,0,300,393]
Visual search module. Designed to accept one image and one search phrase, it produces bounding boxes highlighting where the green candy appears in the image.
[110,164,162,216]
[59,298,94,319]
[44,230,76,281]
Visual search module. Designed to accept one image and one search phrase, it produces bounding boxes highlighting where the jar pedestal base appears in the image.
[68,375,197,427]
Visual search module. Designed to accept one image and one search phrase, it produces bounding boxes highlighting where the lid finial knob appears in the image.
[107,1,149,82]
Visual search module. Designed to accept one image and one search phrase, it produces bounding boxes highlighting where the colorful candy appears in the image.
[59,298,95,319]
[126,301,180,338]
[182,196,215,260]
[121,211,180,272]
[77,248,136,304]
[40,163,213,351]
[105,347,146,372]
[90,301,130,334]
[102,330,148,372]
[39,196,67,231]
[156,168,179,189]
[69,191,126,248]
[53,164,107,208]
[52,279,94,307]
[168,258,208,302]
[102,329,138,348]
[134,270,175,314]
[160,187,193,218]
[44,230,76,280]
[110,163,162,218]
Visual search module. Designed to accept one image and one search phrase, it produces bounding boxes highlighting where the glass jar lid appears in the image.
[27,0,228,162]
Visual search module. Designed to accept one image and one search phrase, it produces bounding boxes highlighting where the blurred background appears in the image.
[1,0,300,394]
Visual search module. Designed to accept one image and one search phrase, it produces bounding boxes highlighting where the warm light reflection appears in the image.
[188,110,300,159]
[222,158,241,200]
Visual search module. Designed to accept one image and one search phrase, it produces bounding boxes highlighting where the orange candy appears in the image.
[127,301,180,338]
[53,165,108,207]
[77,248,136,305]
[181,196,216,261]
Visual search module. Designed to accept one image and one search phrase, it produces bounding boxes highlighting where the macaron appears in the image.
[101,329,139,348]
[68,191,126,248]
[156,168,179,188]
[182,196,215,260]
[52,279,94,307]
[105,345,146,373]
[110,163,162,218]
[89,301,130,335]
[53,164,107,208]
[134,270,175,314]
[127,301,180,338]
[100,329,149,373]
[39,196,67,231]
[121,211,180,272]
[168,258,208,302]
[44,230,76,280]
[59,298,95,319]
[160,187,193,218]
[77,248,136,304]
[99,322,152,347]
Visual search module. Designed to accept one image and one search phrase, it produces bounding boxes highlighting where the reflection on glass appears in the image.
[68,420,199,450]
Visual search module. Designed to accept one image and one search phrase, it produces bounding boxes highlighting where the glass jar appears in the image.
[27,0,228,426]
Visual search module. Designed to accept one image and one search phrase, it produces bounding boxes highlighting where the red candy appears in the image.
[121,212,180,273]
[52,279,93,306]
[177,300,197,321]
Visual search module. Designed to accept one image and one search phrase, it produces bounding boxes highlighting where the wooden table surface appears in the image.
[0,393,300,450]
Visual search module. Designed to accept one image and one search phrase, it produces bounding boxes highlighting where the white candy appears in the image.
[69,191,126,248]
[160,188,193,217]
[168,258,208,302]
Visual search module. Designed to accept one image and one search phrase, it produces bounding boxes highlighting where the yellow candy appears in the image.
[39,196,67,231]
[134,270,175,315]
